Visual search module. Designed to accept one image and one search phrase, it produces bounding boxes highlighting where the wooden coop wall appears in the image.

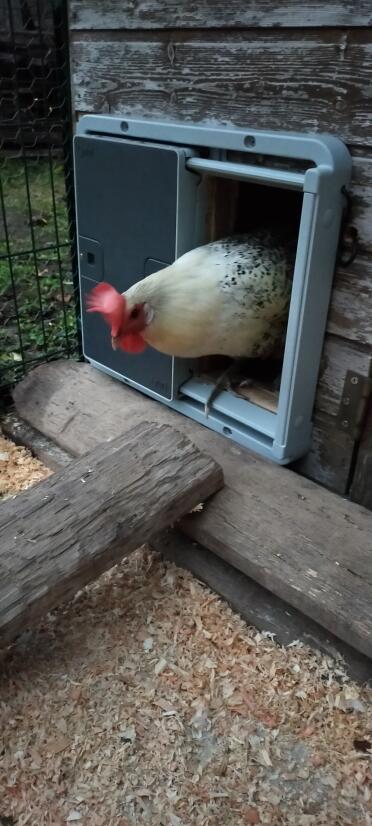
[68,0,372,504]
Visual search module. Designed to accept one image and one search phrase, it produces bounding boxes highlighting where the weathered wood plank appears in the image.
[180,487,372,660]
[11,359,372,658]
[11,340,367,495]
[349,156,372,256]
[295,410,354,494]
[350,398,372,510]
[0,420,223,646]
[3,402,352,496]
[2,413,72,472]
[3,412,370,679]
[71,30,372,146]
[328,256,372,346]
[316,336,372,418]
[11,362,346,501]
[155,529,372,682]
[69,0,372,30]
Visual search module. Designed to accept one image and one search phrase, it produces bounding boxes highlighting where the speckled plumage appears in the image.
[124,230,294,359]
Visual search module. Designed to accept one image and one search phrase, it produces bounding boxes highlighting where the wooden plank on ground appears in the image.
[69,0,372,30]
[12,359,372,659]
[1,415,72,472]
[154,528,372,683]
[3,413,371,678]
[0,420,223,646]
[71,30,372,147]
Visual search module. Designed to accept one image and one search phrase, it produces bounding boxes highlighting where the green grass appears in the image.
[0,157,79,387]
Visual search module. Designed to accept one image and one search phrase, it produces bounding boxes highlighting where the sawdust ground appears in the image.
[0,433,371,826]
[0,433,51,498]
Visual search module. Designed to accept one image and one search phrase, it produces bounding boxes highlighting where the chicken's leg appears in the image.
[203,357,282,417]
[204,359,252,417]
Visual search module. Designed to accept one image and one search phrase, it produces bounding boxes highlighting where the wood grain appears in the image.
[0,420,223,645]
[328,256,372,346]
[69,0,372,30]
[71,30,372,147]
[349,156,372,255]
[2,414,72,472]
[316,336,372,418]
[69,1,372,499]
[180,484,372,659]
[10,361,349,495]
[350,398,372,510]
[12,360,372,658]
[4,412,370,680]
[295,410,354,494]
[10,348,365,495]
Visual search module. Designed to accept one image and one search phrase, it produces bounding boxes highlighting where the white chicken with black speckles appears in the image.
[86,229,295,411]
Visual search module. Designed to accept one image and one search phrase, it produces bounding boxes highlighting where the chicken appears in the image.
[86,230,294,414]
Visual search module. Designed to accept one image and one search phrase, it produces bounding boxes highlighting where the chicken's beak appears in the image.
[111,335,118,351]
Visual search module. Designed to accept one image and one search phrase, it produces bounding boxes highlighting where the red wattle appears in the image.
[118,333,147,354]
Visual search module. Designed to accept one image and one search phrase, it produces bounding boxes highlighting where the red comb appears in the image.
[86,282,126,337]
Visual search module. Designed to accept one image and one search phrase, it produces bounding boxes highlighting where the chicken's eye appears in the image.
[130,306,140,319]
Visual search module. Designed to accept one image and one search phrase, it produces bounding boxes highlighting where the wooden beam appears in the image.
[0,420,223,646]
[11,360,372,659]
[2,414,72,472]
[3,412,371,678]
[69,0,372,30]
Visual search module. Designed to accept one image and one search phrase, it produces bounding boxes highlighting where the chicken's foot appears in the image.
[204,360,252,417]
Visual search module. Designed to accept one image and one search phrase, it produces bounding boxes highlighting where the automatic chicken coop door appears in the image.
[74,116,351,464]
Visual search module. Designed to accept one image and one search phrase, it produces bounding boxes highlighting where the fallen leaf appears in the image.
[320,774,337,789]
[46,735,70,755]
[242,807,260,824]
[70,686,82,702]
[311,753,326,768]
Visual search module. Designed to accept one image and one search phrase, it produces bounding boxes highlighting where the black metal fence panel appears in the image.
[0,0,80,393]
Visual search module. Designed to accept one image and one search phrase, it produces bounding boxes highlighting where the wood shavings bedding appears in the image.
[0,432,51,498]
[0,436,371,825]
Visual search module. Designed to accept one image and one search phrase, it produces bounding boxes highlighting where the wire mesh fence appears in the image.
[0,0,80,397]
